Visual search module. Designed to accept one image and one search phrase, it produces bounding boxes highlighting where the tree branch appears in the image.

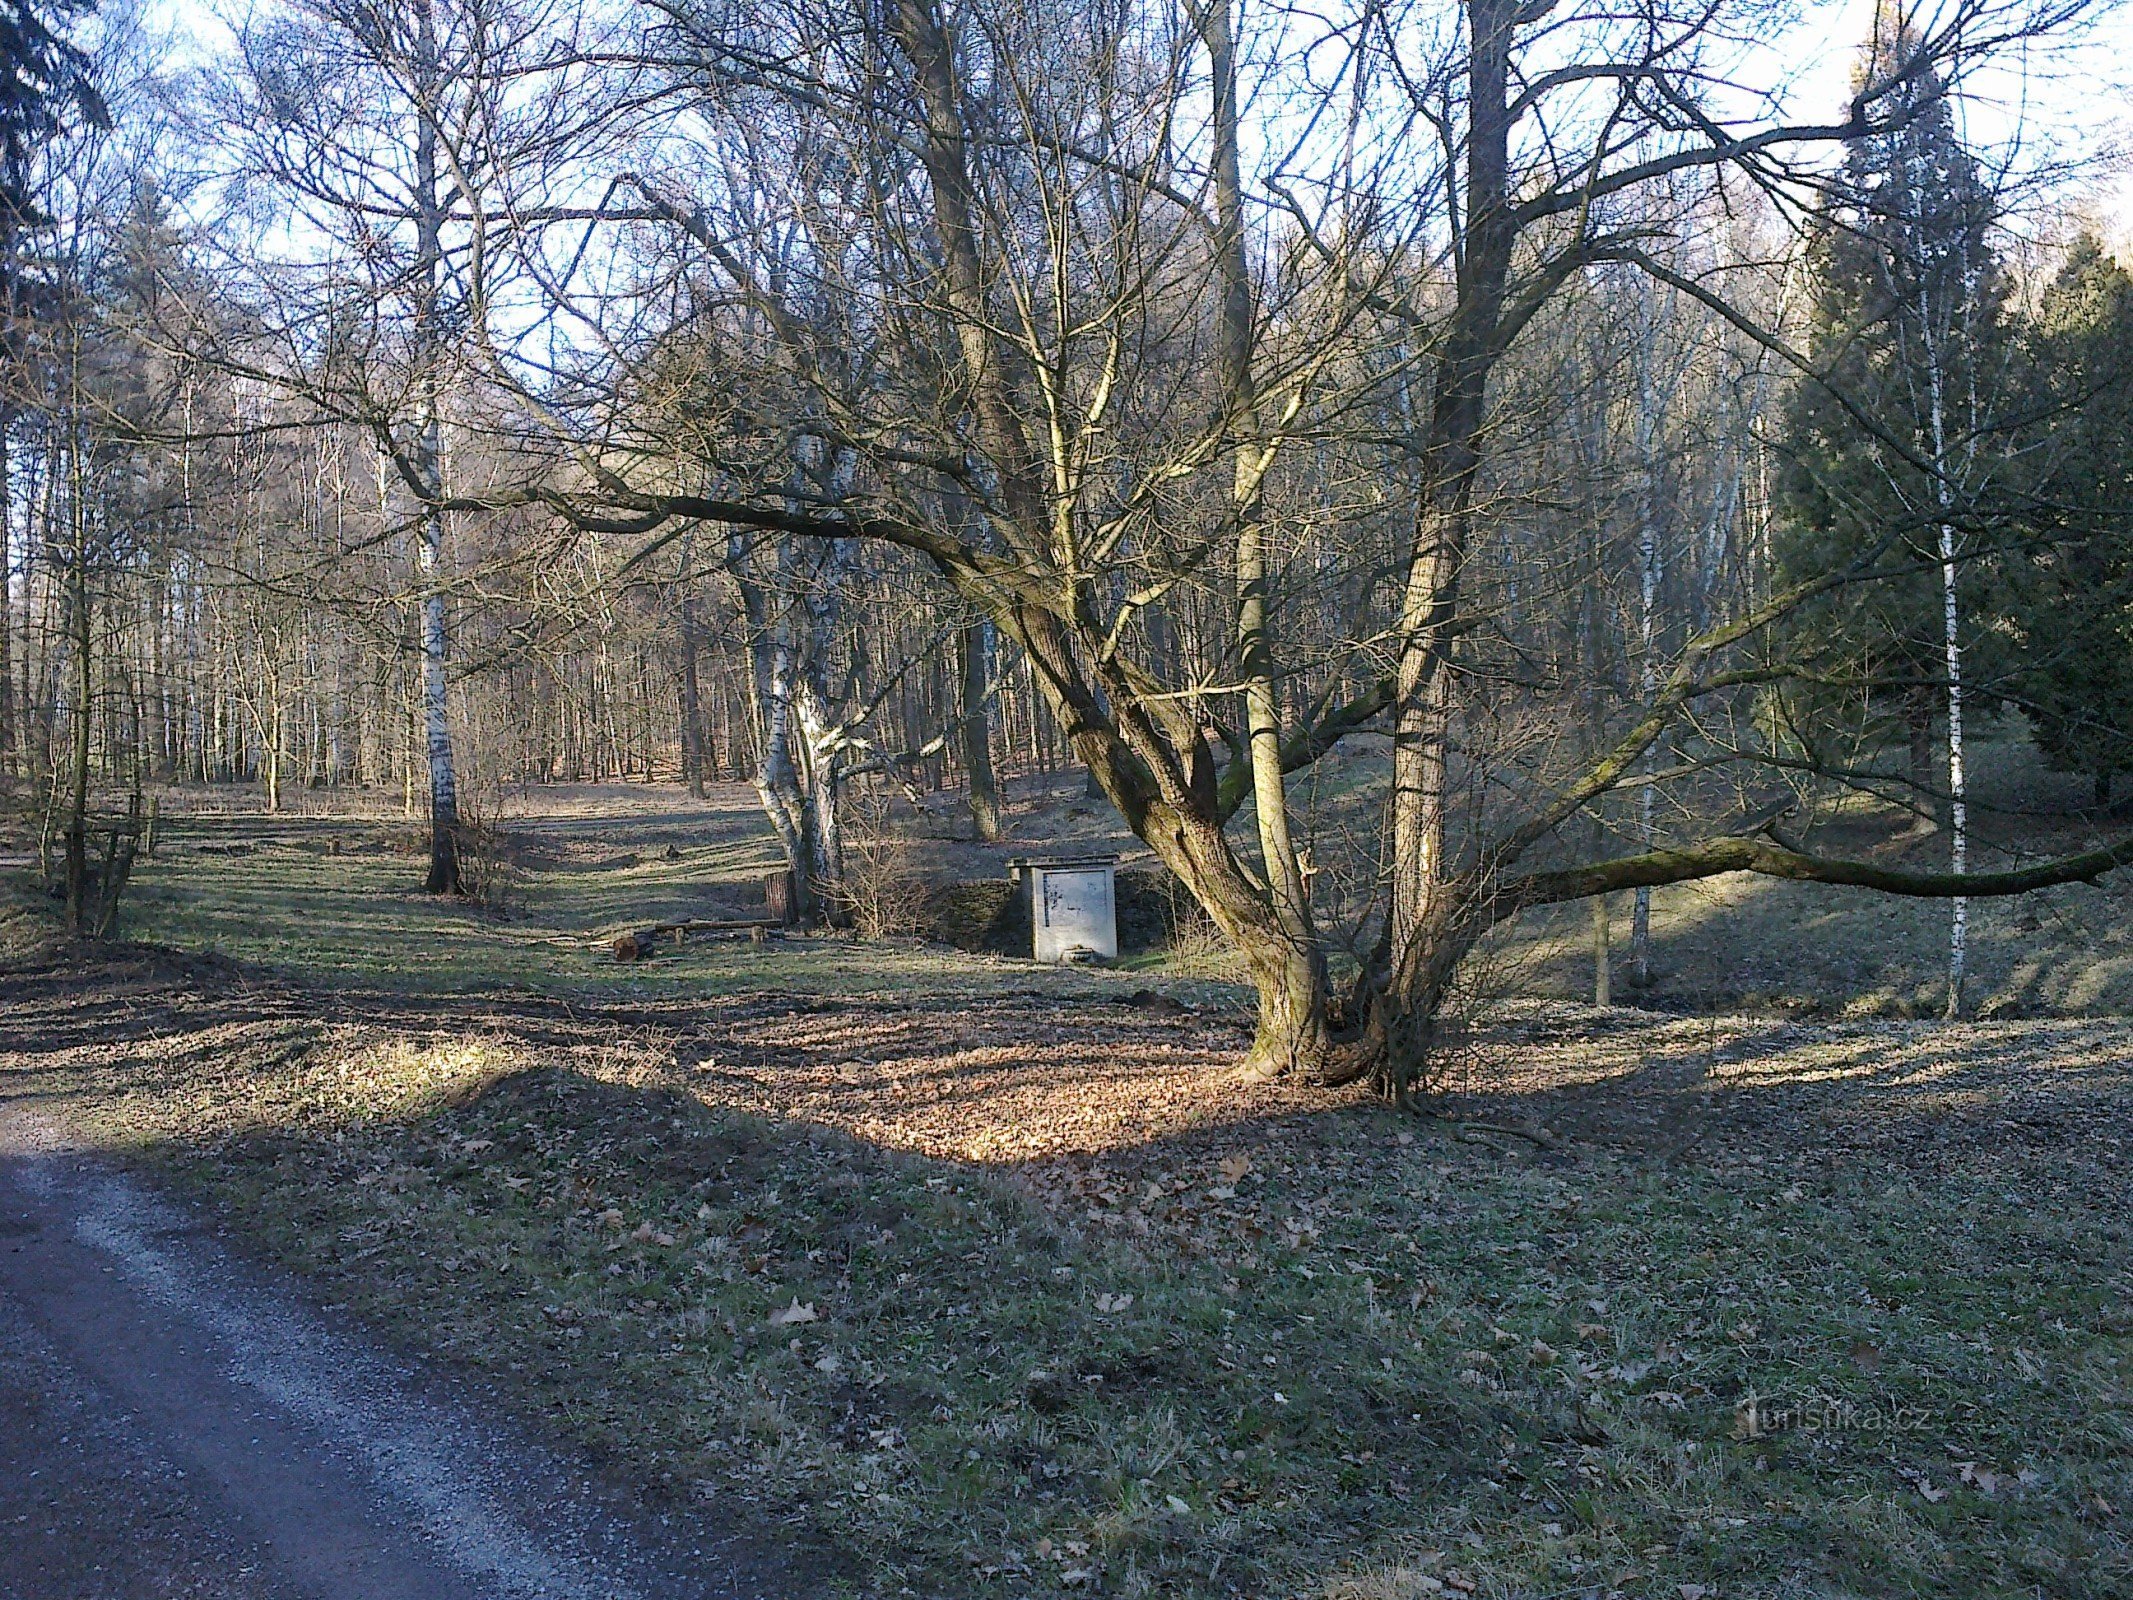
[1499,832,2133,914]
[1215,675,1395,822]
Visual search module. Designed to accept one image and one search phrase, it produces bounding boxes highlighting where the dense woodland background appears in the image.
[3,0,2131,1082]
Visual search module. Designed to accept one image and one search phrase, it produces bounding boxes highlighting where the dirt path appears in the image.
[0,1112,786,1600]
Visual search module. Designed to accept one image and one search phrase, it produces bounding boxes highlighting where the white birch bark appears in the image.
[1632,282,1665,989]
[1926,335,1967,1015]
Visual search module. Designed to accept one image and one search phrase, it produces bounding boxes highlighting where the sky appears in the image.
[1759,0,2133,247]
[149,0,2133,252]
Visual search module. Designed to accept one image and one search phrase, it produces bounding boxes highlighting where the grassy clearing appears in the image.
[8,780,2131,1596]
[1484,859,2133,1021]
[110,760,2133,1020]
[23,983,2131,1600]
[114,813,1233,1009]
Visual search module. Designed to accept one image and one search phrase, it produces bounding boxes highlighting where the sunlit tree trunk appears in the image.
[59,401,92,931]
[1202,0,1330,1076]
[1925,313,1967,1015]
[0,421,13,781]
[733,527,812,919]
[957,618,1001,841]
[1376,0,1516,1085]
[678,573,708,798]
[411,0,461,895]
[1631,286,1664,989]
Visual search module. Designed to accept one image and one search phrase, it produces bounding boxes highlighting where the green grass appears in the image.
[117,818,1235,1008]
[41,1012,2133,1600]
[109,751,2133,1021]
[1486,864,2133,1020]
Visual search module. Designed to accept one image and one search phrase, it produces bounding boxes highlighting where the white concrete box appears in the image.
[1010,855,1119,963]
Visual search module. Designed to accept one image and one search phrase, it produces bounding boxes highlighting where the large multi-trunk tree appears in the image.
[448,0,2124,1086]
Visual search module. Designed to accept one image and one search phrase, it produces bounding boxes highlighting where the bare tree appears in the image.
[77,0,2113,1092]
[419,0,2128,1088]
[201,0,627,891]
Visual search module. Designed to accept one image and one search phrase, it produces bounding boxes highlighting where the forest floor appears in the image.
[1,778,2130,1598]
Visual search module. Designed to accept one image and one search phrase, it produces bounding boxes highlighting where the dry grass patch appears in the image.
[674,994,1342,1162]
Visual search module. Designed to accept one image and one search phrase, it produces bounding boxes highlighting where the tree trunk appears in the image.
[1375,0,1517,1087]
[678,572,708,798]
[412,0,462,897]
[795,522,851,917]
[0,421,13,780]
[264,695,283,814]
[1631,284,1664,991]
[63,511,90,935]
[1157,807,1334,1078]
[419,568,460,892]
[1921,245,1967,1018]
[957,618,1002,841]
[734,530,813,920]
[1202,0,1328,1077]
[796,680,846,923]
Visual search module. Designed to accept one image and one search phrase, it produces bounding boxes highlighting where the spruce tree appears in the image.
[0,0,103,233]
[2003,235,2133,805]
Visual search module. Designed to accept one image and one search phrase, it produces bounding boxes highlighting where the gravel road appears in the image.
[0,1112,789,1600]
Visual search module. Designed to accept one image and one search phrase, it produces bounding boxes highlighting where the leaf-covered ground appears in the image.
[7,938,2126,1600]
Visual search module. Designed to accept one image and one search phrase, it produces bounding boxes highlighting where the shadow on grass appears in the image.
[1433,1007,2133,1172]
[10,933,2132,1599]
[136,1053,1484,1598]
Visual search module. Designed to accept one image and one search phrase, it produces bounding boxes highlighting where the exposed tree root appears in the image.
[1420,1109,1560,1150]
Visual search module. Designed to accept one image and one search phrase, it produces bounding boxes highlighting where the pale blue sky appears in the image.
[149,0,2131,249]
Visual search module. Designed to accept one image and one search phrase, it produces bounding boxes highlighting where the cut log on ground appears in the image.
[610,918,783,961]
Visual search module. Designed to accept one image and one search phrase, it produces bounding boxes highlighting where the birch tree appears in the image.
[1771,14,2012,1014]
[207,0,620,891]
